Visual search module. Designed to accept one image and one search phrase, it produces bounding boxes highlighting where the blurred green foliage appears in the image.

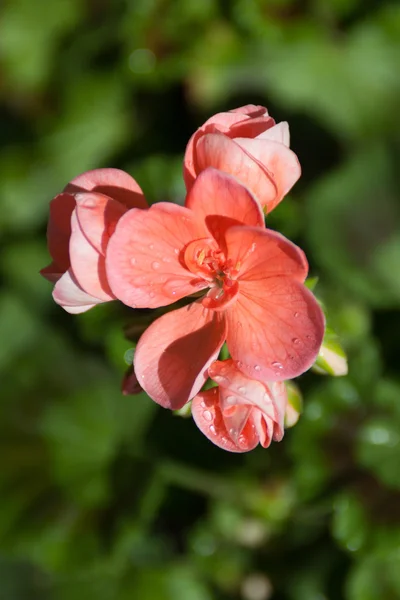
[1,0,400,598]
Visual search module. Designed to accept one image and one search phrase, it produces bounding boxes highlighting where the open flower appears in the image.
[184,105,301,213]
[40,168,147,313]
[192,359,287,453]
[106,167,324,409]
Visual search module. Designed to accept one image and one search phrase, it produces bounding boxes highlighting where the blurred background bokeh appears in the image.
[1,0,400,598]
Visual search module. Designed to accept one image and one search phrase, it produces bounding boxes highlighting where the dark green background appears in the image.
[1,0,400,598]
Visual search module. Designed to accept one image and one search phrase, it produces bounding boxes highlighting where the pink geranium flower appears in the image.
[184,104,301,213]
[106,167,324,409]
[192,359,287,453]
[40,168,147,313]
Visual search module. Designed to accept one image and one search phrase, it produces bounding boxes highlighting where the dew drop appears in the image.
[306,334,312,340]
[162,256,171,263]
[271,361,283,369]
[292,337,300,345]
[229,427,236,437]
[209,425,216,435]
[254,365,261,372]
[225,395,236,405]
[203,410,213,422]
[152,261,160,270]
[149,291,155,298]
[130,257,136,265]
[238,435,247,446]
[149,243,154,250]
[200,400,206,409]
[294,312,300,318]
[174,248,179,255]
[221,436,229,445]
[238,386,246,394]
[236,361,243,369]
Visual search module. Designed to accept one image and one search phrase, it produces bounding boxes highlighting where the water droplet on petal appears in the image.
[221,436,229,445]
[238,386,246,394]
[271,361,283,369]
[254,365,261,372]
[174,248,179,255]
[306,334,312,340]
[149,243,154,250]
[294,312,300,318]
[292,337,300,345]
[209,425,216,435]
[200,400,206,409]
[203,410,212,422]
[236,361,243,369]
[238,435,247,446]
[149,291,155,298]
[130,257,136,265]
[80,197,96,208]
[225,395,236,405]
[162,256,171,263]
[152,261,160,270]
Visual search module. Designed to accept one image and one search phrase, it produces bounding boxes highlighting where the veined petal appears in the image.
[226,226,308,283]
[225,276,325,382]
[75,192,128,254]
[192,388,259,453]
[69,212,115,301]
[134,302,227,409]
[106,203,209,309]
[195,134,277,209]
[66,168,147,209]
[53,270,102,313]
[47,193,75,270]
[234,138,300,212]
[185,168,264,238]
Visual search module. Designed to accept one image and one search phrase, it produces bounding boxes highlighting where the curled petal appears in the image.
[75,192,128,254]
[234,138,300,211]
[46,193,76,270]
[226,226,308,283]
[53,270,102,313]
[228,116,275,139]
[229,105,268,117]
[192,388,259,453]
[106,203,209,309]
[195,134,277,209]
[66,168,147,209]
[225,276,325,382]
[185,168,264,237]
[256,122,290,147]
[69,212,114,301]
[209,359,287,446]
[134,302,227,409]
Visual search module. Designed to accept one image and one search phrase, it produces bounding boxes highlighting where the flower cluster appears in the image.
[41,104,331,452]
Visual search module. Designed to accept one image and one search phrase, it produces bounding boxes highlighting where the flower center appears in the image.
[183,238,240,310]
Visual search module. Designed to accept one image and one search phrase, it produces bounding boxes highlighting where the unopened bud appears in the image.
[284,381,303,428]
[313,327,348,376]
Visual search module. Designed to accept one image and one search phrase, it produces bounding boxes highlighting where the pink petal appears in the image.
[225,276,325,382]
[229,105,268,117]
[185,168,264,243]
[66,168,147,210]
[256,122,290,147]
[69,212,115,301]
[210,360,278,419]
[75,192,128,254]
[134,302,227,409]
[47,193,76,270]
[228,116,275,139]
[106,203,209,309]
[192,388,259,453]
[194,134,277,210]
[225,225,308,283]
[234,138,301,212]
[53,270,102,313]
